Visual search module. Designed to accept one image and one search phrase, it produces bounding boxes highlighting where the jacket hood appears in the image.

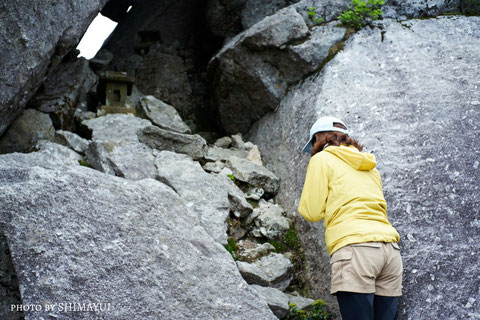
[324,145,376,171]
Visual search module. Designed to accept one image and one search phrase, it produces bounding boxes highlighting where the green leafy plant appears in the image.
[225,238,239,260]
[227,174,235,181]
[307,6,324,25]
[286,300,331,320]
[338,0,385,30]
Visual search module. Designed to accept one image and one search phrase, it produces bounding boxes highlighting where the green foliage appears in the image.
[225,238,239,260]
[269,227,300,253]
[78,159,92,168]
[284,228,300,249]
[286,300,331,320]
[227,174,235,181]
[338,0,385,30]
[307,6,325,25]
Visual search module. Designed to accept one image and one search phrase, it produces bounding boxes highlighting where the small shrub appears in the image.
[307,6,324,25]
[338,0,385,30]
[286,300,331,320]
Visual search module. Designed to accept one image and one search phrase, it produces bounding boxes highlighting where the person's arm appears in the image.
[298,155,328,222]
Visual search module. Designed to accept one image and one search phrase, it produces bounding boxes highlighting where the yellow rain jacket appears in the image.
[298,145,400,255]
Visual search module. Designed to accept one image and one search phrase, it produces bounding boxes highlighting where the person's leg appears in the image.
[336,291,374,320]
[373,295,398,320]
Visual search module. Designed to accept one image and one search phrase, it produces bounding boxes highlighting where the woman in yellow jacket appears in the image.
[298,116,402,320]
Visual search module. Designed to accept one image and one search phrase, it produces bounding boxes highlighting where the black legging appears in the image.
[336,292,398,320]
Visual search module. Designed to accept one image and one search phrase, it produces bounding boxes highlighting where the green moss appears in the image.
[78,159,92,168]
[284,229,300,248]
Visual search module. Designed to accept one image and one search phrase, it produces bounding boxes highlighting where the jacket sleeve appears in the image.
[298,155,328,222]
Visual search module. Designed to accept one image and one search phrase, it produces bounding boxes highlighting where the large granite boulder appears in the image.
[0,0,108,136]
[0,156,276,319]
[208,6,346,134]
[249,16,480,319]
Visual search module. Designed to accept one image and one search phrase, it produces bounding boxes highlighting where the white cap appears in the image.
[302,116,349,153]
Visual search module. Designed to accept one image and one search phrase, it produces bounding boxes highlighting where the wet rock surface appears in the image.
[249,16,480,319]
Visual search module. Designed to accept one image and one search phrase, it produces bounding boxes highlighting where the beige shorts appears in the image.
[330,242,403,296]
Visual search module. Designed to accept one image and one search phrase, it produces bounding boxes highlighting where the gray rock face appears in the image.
[227,156,280,194]
[28,57,98,130]
[83,114,152,144]
[0,162,276,319]
[209,7,346,134]
[135,46,194,117]
[250,200,291,239]
[382,0,461,18]
[137,95,191,134]
[237,253,293,290]
[205,146,250,162]
[0,0,108,136]
[0,109,55,154]
[293,0,350,25]
[154,151,231,244]
[249,16,480,320]
[82,114,160,179]
[86,141,157,180]
[215,173,254,218]
[287,293,315,311]
[206,0,303,39]
[250,285,290,318]
[215,136,233,148]
[55,130,89,155]
[237,240,276,262]
[0,141,83,169]
[138,125,208,160]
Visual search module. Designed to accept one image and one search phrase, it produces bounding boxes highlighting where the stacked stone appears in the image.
[201,133,316,318]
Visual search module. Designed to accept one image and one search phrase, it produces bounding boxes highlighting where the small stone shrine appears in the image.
[98,71,135,114]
